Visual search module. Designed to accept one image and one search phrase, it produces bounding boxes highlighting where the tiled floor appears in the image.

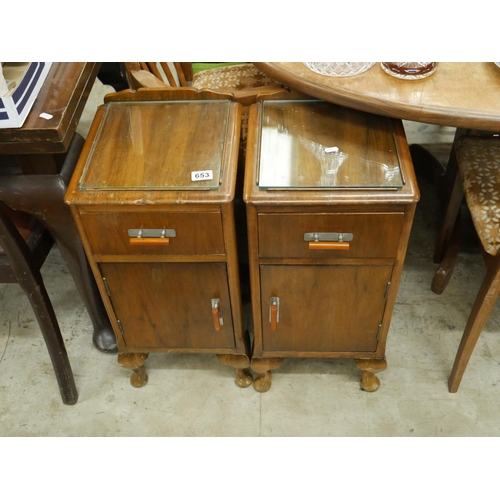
[1,78,499,437]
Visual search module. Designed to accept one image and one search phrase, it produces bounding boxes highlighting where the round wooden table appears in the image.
[254,62,500,132]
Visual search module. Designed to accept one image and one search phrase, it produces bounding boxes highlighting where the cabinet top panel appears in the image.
[258,100,403,190]
[79,100,232,191]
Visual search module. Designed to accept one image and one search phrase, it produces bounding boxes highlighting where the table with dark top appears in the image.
[0,62,116,352]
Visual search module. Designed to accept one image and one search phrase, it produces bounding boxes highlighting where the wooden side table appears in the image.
[65,97,253,388]
[244,100,420,392]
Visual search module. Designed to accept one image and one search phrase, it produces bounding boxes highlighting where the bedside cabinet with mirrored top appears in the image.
[244,100,420,392]
[65,97,253,389]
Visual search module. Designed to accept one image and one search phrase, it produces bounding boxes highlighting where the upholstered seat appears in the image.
[456,136,500,256]
[432,134,500,392]
[192,63,278,91]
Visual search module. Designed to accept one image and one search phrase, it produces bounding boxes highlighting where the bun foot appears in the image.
[253,372,273,393]
[355,358,387,392]
[360,372,381,392]
[235,368,253,388]
[217,354,253,388]
[118,352,149,388]
[250,358,283,393]
[130,368,149,388]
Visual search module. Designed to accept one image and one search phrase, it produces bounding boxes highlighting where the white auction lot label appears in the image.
[191,170,214,182]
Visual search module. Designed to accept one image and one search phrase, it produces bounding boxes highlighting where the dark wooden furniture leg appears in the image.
[431,139,466,294]
[0,203,78,404]
[0,135,116,353]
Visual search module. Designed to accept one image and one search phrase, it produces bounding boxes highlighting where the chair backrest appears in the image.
[119,63,311,107]
[124,62,193,90]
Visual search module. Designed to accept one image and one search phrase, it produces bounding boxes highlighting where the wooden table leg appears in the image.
[0,136,116,353]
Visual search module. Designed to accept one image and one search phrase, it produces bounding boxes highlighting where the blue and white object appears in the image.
[0,62,52,128]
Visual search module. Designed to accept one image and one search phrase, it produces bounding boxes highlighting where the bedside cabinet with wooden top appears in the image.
[244,100,420,392]
[65,96,253,389]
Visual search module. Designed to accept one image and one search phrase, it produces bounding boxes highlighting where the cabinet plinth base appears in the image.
[355,358,387,392]
[118,352,149,388]
[217,354,253,388]
[250,358,283,393]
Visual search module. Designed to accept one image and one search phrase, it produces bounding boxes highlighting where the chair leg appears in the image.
[433,155,463,265]
[24,275,79,404]
[432,214,461,294]
[448,256,500,393]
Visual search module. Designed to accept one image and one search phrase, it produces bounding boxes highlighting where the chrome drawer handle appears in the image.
[304,232,353,242]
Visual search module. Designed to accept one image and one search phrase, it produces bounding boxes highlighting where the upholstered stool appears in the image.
[432,135,500,392]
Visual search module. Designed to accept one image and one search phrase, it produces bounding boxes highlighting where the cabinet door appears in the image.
[100,262,235,350]
[260,265,393,353]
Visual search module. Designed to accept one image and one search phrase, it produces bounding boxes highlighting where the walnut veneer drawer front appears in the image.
[258,213,404,259]
[80,211,225,256]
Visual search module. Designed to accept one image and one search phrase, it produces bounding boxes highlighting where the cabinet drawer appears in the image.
[258,213,404,259]
[80,211,225,256]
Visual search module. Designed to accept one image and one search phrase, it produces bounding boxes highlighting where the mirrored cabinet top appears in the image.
[79,100,231,190]
[258,100,404,190]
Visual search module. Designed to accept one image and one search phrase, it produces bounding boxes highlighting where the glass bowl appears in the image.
[303,62,375,77]
[381,62,438,80]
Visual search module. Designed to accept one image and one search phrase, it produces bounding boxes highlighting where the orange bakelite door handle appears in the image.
[270,297,280,331]
[212,299,223,331]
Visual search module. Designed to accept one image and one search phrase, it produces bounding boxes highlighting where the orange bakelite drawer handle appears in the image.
[129,237,170,246]
[304,232,353,251]
[128,228,176,246]
[308,241,350,250]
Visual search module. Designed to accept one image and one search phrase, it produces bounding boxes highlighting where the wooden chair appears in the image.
[0,201,78,405]
[122,63,305,155]
[124,62,285,99]
[432,134,500,392]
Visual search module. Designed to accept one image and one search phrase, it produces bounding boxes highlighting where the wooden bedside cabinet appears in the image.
[244,100,419,392]
[65,95,253,389]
